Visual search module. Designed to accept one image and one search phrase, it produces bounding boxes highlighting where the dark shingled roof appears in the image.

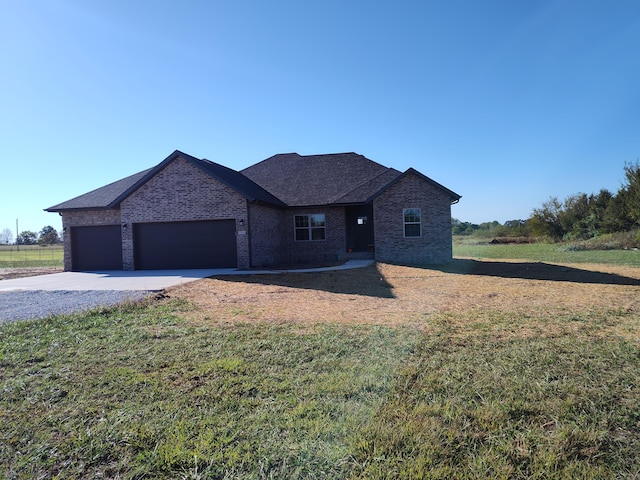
[47,150,460,212]
[46,150,285,212]
[241,152,403,206]
[46,168,153,211]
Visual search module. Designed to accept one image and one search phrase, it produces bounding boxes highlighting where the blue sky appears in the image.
[1,1,639,236]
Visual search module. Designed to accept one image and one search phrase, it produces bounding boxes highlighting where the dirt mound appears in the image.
[0,267,63,281]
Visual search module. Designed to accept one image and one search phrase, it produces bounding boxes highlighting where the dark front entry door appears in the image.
[345,204,374,252]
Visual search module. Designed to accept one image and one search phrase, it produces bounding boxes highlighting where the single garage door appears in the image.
[133,220,237,270]
[71,225,123,271]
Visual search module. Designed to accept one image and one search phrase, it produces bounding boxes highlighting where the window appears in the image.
[294,214,326,241]
[403,208,421,237]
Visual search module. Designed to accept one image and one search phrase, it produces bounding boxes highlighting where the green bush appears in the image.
[583,230,639,250]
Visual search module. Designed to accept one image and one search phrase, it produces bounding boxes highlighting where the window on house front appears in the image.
[294,214,326,241]
[403,208,421,237]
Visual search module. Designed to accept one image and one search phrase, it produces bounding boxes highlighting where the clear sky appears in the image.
[1,0,639,237]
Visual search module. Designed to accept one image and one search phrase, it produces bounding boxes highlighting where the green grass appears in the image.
[0,244,63,267]
[454,237,640,267]
[2,300,640,478]
[351,313,640,479]
[0,301,417,479]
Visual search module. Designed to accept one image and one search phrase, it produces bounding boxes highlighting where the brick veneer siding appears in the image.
[60,209,122,271]
[373,173,454,265]
[248,203,286,267]
[120,157,250,269]
[248,205,347,267]
[282,207,346,265]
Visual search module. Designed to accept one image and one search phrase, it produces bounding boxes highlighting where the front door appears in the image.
[345,204,374,252]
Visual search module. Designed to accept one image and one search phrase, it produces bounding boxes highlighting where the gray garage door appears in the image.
[71,225,123,271]
[133,220,237,270]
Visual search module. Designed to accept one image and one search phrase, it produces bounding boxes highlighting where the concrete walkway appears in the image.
[0,260,375,292]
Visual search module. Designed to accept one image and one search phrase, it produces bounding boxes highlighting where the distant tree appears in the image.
[495,219,531,238]
[17,230,38,245]
[451,218,477,235]
[38,225,61,245]
[586,189,613,234]
[622,160,640,227]
[559,193,592,240]
[530,197,564,239]
[602,191,633,233]
[0,228,12,245]
[472,221,501,238]
[529,161,640,240]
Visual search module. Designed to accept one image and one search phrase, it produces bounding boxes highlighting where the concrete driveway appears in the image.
[0,269,235,292]
[0,260,375,292]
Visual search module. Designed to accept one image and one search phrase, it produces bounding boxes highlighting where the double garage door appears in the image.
[71,220,237,271]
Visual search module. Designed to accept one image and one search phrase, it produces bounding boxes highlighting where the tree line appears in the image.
[0,225,62,246]
[454,160,640,244]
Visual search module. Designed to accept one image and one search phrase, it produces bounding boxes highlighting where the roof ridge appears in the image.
[297,152,359,158]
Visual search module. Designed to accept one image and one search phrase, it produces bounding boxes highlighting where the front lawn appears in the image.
[1,258,640,478]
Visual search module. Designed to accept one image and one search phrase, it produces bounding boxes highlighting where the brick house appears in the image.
[47,150,461,271]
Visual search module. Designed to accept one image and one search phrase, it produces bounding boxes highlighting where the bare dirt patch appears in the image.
[0,267,63,281]
[167,260,640,340]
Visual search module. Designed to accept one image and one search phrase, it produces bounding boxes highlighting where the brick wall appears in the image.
[248,205,347,266]
[282,207,345,265]
[373,173,453,264]
[60,209,121,270]
[248,203,286,267]
[120,157,250,269]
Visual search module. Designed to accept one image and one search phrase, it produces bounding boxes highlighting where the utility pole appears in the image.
[16,218,19,251]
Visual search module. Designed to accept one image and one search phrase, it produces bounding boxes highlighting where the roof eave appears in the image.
[44,206,118,213]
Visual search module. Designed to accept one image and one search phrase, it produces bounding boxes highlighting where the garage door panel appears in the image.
[71,225,123,271]
[134,220,237,270]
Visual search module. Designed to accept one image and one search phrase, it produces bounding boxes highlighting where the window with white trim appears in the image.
[403,208,421,237]
[294,214,326,241]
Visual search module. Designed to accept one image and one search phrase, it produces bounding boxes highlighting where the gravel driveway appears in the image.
[0,290,152,323]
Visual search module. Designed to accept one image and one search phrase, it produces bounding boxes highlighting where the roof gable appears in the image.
[241,152,401,206]
[46,150,285,212]
[368,167,462,204]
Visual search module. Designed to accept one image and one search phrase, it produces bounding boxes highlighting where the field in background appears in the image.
[454,235,640,267]
[0,244,63,268]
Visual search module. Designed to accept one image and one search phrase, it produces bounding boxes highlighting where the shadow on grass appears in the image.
[211,259,639,298]
[433,258,640,286]
[212,264,395,298]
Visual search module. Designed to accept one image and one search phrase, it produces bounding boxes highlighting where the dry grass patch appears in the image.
[168,260,640,339]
